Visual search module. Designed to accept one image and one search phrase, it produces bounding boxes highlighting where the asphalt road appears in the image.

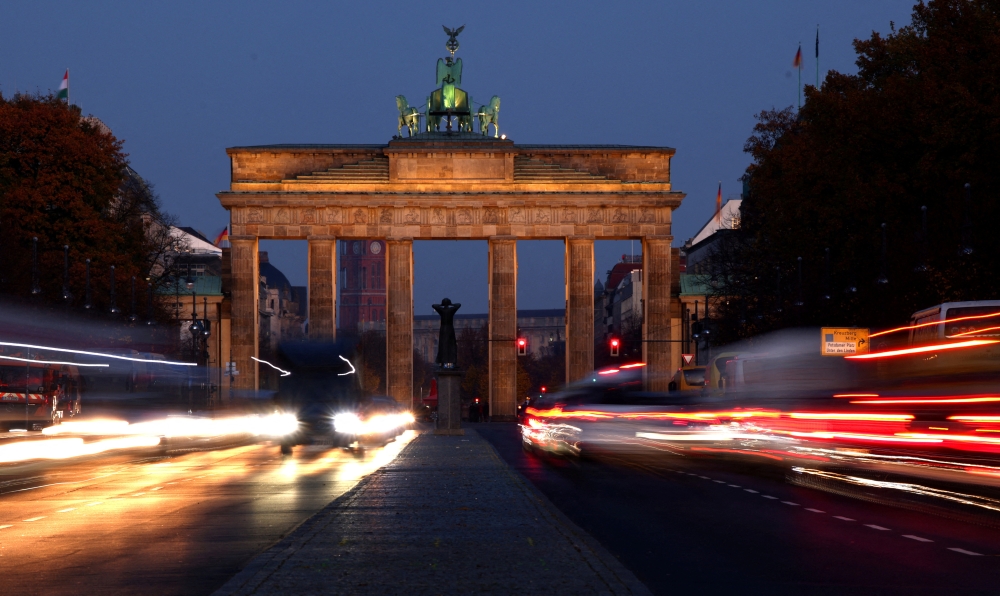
[476,423,1000,596]
[0,432,414,595]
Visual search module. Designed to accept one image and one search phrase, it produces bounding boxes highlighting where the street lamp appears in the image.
[62,245,72,303]
[30,237,41,295]
[84,259,93,309]
[109,265,120,314]
[128,276,138,323]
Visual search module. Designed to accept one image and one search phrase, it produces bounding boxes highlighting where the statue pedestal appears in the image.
[433,368,464,436]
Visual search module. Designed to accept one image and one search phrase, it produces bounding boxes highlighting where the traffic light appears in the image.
[517,337,528,356]
[610,337,620,357]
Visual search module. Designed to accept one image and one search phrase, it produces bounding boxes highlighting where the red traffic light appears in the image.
[517,337,528,356]
[540,386,547,393]
[610,337,620,357]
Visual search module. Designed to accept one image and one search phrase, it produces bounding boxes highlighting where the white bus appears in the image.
[908,301,1000,344]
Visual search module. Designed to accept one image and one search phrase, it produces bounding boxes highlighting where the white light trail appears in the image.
[0,340,196,366]
[338,355,356,376]
[0,354,109,367]
[251,356,291,377]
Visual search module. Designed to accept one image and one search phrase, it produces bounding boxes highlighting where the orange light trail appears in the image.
[598,369,620,375]
[948,325,1000,338]
[833,393,879,398]
[949,415,1000,422]
[869,310,1000,338]
[845,339,999,359]
[789,431,943,443]
[852,396,1000,405]
[620,363,647,369]
[788,412,913,421]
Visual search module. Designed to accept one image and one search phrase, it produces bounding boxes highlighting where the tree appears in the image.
[712,0,1000,340]
[0,93,177,316]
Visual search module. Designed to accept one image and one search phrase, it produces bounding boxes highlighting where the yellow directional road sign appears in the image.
[821,327,870,356]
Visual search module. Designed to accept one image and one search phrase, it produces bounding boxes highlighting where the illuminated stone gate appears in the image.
[216,31,685,418]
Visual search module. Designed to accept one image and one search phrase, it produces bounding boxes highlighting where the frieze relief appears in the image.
[534,208,550,224]
[483,207,500,224]
[456,208,473,225]
[638,208,655,223]
[561,208,577,223]
[324,208,342,224]
[586,208,603,223]
[247,207,264,223]
[380,208,393,224]
[611,208,629,223]
[404,208,420,224]
[274,208,290,224]
[353,208,367,224]
[431,208,446,225]
[509,207,525,223]
[300,208,316,224]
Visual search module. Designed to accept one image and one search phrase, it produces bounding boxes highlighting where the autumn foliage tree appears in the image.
[710,0,1000,342]
[0,93,176,315]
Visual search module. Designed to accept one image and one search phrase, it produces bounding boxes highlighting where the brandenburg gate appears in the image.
[216,28,685,418]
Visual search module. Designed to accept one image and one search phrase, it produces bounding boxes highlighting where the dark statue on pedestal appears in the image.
[432,298,461,368]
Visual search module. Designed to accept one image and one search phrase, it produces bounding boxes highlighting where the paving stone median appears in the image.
[215,428,650,595]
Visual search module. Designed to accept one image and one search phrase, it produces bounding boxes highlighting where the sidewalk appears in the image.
[214,427,650,595]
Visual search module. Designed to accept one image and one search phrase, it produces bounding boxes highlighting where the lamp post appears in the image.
[30,237,41,295]
[877,223,889,285]
[62,245,72,303]
[84,259,93,309]
[109,265,120,314]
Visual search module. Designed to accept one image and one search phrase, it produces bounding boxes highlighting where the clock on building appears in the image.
[370,241,382,255]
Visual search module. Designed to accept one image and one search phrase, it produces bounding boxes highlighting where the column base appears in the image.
[435,369,464,433]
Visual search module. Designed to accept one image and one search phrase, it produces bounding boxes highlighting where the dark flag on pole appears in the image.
[815,26,820,88]
[793,45,802,68]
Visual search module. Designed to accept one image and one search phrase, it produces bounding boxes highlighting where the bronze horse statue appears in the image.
[396,95,421,137]
[477,96,500,137]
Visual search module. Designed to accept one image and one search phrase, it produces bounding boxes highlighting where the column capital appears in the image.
[489,235,517,243]
[307,235,337,241]
[229,235,258,243]
[642,235,674,243]
[386,237,414,244]
[566,235,596,242]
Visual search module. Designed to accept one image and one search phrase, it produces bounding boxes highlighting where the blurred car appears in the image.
[332,395,413,449]
[668,365,707,393]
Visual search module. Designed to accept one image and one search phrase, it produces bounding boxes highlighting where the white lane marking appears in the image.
[782,501,800,506]
[762,495,778,500]
[699,476,710,479]
[166,482,176,485]
[85,501,103,507]
[805,508,825,513]
[57,508,75,513]
[151,487,163,491]
[834,516,855,521]
[0,524,11,529]
[132,493,145,496]
[948,548,983,556]
[903,535,933,543]
[713,480,726,484]
[744,489,759,494]
[23,516,45,522]
[865,524,891,531]
[728,484,740,488]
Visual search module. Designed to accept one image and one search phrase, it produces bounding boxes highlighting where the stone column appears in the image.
[565,237,595,383]
[642,235,673,392]
[489,236,517,419]
[307,237,336,340]
[230,236,259,391]
[386,238,413,406]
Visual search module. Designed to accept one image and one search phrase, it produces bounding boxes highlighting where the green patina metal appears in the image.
[394,26,501,138]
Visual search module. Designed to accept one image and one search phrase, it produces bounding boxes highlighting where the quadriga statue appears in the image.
[395,95,421,137]
[478,96,500,137]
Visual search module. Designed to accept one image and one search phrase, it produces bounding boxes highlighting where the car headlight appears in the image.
[333,413,363,434]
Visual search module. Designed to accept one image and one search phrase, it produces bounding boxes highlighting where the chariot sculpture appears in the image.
[394,26,501,137]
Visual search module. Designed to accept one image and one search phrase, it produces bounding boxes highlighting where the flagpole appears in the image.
[816,25,820,88]
[798,56,801,109]
[67,68,70,105]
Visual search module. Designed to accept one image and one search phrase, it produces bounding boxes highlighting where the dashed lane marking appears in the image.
[865,524,891,531]
[713,480,725,483]
[728,484,740,488]
[23,517,45,522]
[0,525,11,530]
[132,493,145,497]
[949,548,983,556]
[782,501,800,506]
[903,535,933,543]
[805,508,825,513]
[85,501,103,507]
[57,508,75,513]
[744,489,758,494]
[151,487,163,491]
[762,495,778,500]
[699,476,710,479]
[834,516,855,521]
[166,482,176,485]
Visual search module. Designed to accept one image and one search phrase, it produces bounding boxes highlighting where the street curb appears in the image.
[478,430,653,596]
[211,437,421,596]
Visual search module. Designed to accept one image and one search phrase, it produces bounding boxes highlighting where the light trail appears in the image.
[845,339,999,359]
[338,355,356,376]
[251,357,291,377]
[0,340,196,366]
[869,310,1000,338]
[0,355,109,367]
[852,396,1000,405]
[788,412,913,421]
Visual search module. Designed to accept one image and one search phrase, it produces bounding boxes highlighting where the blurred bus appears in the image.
[0,362,81,430]
[908,301,1000,344]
